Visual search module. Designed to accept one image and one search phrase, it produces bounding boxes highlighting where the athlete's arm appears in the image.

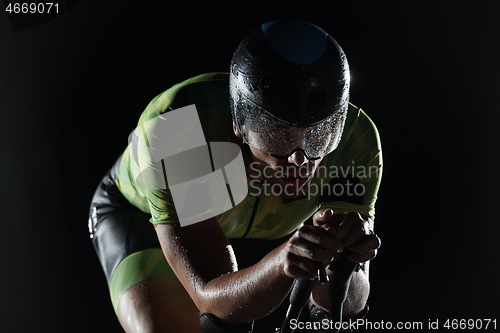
[155,215,345,325]
[156,219,292,325]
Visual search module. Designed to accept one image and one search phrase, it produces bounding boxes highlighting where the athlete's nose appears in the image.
[288,149,308,167]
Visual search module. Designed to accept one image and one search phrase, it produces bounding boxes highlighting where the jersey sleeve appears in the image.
[115,88,181,224]
[115,73,231,225]
[318,104,383,219]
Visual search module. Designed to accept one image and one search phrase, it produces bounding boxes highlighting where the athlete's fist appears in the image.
[313,208,381,264]
[282,212,343,279]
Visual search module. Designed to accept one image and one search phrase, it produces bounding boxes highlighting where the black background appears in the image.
[1,1,499,331]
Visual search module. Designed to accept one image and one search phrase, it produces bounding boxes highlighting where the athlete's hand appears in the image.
[313,208,381,264]
[282,210,344,279]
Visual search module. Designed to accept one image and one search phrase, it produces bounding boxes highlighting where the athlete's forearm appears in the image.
[198,243,295,325]
[157,221,296,325]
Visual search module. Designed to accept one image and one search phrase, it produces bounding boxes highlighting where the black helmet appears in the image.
[230,19,350,127]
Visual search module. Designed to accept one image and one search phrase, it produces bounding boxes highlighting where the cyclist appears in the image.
[89,19,382,332]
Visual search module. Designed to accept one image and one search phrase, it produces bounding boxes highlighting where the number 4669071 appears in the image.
[5,3,59,14]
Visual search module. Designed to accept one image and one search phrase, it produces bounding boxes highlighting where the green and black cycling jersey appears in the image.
[115,72,383,240]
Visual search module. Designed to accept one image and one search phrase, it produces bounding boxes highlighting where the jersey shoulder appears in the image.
[116,73,232,223]
[137,72,230,126]
[318,103,383,218]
